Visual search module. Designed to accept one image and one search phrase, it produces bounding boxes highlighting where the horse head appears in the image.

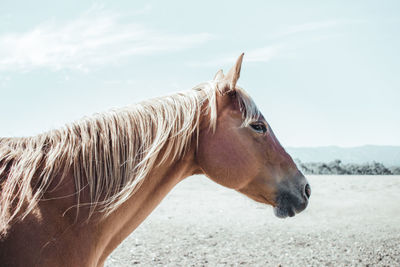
[197,54,310,218]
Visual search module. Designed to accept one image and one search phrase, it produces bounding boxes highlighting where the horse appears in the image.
[0,54,310,266]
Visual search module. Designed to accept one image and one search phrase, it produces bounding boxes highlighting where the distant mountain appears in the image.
[286,145,400,167]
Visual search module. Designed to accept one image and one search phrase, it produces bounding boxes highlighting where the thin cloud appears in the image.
[281,21,342,35]
[0,8,212,72]
[274,19,366,38]
[188,44,284,67]
[132,4,153,15]
[246,45,284,62]
[190,19,365,67]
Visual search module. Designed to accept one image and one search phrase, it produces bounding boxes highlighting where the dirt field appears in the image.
[105,175,400,266]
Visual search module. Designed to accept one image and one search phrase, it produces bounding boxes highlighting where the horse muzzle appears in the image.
[273,174,311,218]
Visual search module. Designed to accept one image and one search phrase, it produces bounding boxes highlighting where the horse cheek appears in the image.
[197,131,258,189]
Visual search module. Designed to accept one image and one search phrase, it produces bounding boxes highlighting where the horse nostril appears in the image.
[304,183,311,199]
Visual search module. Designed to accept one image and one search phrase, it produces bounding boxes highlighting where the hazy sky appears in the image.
[0,0,399,147]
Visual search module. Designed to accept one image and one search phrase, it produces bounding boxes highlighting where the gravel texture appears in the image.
[105,175,400,266]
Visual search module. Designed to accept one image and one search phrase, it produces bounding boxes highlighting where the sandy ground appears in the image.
[105,175,400,266]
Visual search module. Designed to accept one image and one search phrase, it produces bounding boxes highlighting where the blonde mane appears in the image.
[0,82,260,234]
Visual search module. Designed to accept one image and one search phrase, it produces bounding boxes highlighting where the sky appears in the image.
[0,0,399,147]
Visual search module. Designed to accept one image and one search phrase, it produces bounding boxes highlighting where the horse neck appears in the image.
[87,141,201,265]
[0,146,201,267]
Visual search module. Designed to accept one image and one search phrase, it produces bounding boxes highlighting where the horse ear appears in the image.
[213,69,224,81]
[225,53,244,90]
[218,53,244,94]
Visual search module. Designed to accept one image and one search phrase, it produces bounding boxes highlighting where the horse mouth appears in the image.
[273,205,296,218]
[273,197,308,218]
[272,190,309,218]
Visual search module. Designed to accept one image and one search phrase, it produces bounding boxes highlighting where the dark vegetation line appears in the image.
[295,159,400,175]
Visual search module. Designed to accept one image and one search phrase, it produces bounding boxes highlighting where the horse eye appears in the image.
[250,123,267,134]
